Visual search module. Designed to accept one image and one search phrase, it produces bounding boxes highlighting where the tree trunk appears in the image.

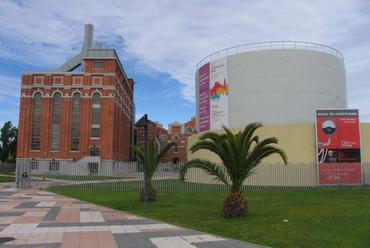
[223,191,248,218]
[140,184,157,202]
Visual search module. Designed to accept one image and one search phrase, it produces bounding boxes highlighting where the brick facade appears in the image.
[17,57,134,162]
[135,117,196,163]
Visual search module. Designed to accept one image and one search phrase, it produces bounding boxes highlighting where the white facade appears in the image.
[196,42,347,131]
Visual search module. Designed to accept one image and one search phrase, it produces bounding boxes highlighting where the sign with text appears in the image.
[316,109,362,185]
[198,62,210,132]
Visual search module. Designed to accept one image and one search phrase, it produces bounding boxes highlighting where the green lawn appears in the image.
[0,174,15,182]
[51,189,370,247]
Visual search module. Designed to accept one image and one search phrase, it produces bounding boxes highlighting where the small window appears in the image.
[93,60,103,68]
[90,147,100,156]
[173,144,179,153]
[53,76,63,85]
[34,76,44,85]
[49,161,60,171]
[72,77,83,85]
[30,161,39,170]
[92,77,102,85]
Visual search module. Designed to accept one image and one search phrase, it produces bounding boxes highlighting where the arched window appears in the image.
[50,92,61,151]
[70,93,81,151]
[90,146,100,156]
[185,126,193,134]
[91,93,101,138]
[31,92,42,150]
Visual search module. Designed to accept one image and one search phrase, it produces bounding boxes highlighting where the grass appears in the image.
[0,174,15,182]
[51,188,370,247]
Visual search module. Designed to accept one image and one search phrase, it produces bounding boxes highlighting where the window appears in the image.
[160,135,168,147]
[91,93,101,138]
[30,161,39,170]
[92,77,102,85]
[53,76,63,85]
[93,60,103,68]
[50,93,61,151]
[49,161,60,171]
[173,144,179,153]
[88,162,99,174]
[72,77,83,85]
[90,146,100,156]
[31,92,42,150]
[185,126,193,134]
[34,76,44,85]
[70,93,81,151]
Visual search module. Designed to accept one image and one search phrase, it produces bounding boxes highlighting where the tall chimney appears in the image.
[82,24,94,53]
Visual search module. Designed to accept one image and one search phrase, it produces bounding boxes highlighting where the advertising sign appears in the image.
[316,109,362,185]
[210,57,229,130]
[198,62,210,132]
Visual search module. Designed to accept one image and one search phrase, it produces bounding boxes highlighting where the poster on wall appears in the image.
[316,109,362,185]
[198,62,210,132]
[210,57,229,130]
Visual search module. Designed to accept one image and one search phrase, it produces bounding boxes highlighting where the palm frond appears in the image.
[156,142,174,165]
[180,159,230,188]
[131,145,144,162]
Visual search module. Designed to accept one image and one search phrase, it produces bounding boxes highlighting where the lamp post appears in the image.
[136,114,149,212]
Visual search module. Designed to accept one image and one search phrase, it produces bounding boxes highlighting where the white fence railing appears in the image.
[15,159,370,191]
[196,41,344,69]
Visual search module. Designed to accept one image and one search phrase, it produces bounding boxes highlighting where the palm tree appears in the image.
[180,123,287,218]
[132,140,173,201]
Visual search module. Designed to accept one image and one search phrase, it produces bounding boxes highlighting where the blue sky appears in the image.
[0,0,370,128]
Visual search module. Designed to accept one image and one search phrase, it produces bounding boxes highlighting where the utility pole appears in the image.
[136,114,149,212]
[143,114,148,212]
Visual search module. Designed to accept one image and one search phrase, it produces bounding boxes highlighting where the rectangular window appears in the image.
[34,76,44,85]
[53,76,63,85]
[93,60,103,68]
[92,77,102,85]
[51,93,62,151]
[72,77,83,85]
[91,127,100,138]
[70,94,81,151]
[49,161,60,171]
[30,161,39,170]
[31,93,42,150]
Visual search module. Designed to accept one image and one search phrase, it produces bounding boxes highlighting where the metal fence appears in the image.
[15,159,370,191]
[0,162,16,174]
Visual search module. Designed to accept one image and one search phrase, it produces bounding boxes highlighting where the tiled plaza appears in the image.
[0,183,260,247]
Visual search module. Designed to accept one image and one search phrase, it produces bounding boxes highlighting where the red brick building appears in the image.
[17,24,135,173]
[135,117,196,163]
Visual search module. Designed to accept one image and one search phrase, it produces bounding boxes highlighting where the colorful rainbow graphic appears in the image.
[210,79,228,101]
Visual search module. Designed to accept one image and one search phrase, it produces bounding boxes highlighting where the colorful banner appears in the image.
[198,62,210,132]
[210,57,229,130]
[316,109,362,185]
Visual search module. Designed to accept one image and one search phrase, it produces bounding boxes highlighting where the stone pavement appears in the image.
[0,183,261,248]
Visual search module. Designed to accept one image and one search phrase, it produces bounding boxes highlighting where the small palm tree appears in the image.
[180,123,287,218]
[132,140,173,201]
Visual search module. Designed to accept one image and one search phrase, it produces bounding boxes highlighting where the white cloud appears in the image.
[0,0,369,120]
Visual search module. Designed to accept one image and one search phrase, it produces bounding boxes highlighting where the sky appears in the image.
[0,0,369,129]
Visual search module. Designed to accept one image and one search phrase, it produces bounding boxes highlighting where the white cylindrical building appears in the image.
[195,41,347,132]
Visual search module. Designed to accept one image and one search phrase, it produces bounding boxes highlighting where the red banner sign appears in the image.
[316,109,362,185]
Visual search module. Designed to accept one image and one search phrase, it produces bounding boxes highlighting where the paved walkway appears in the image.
[0,183,261,248]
